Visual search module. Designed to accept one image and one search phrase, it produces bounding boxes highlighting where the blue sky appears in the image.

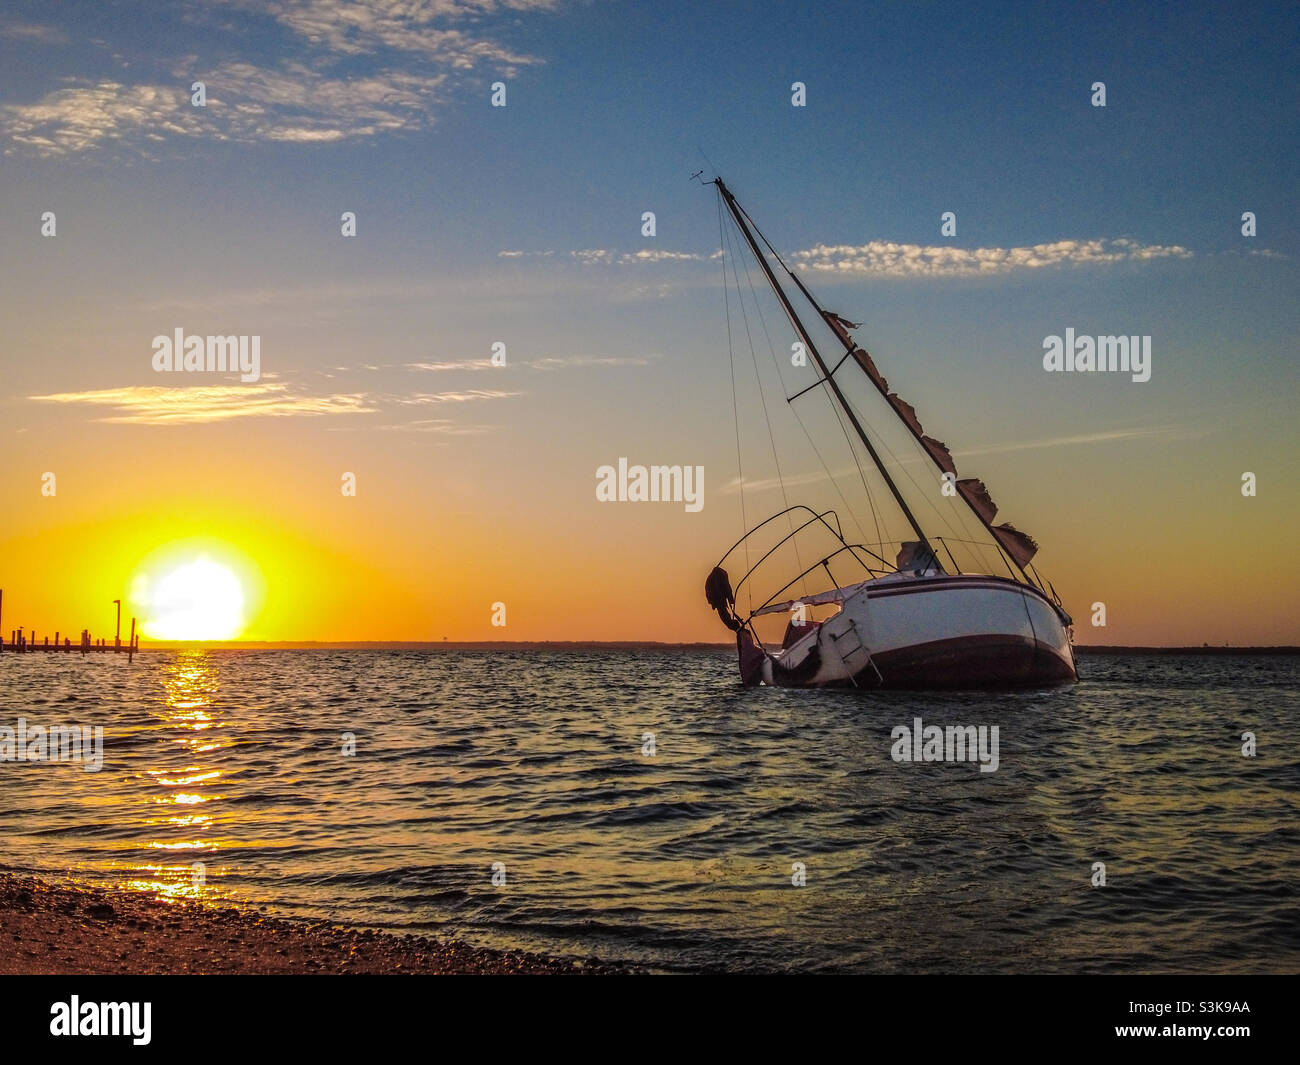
[3,2,1295,255]
[0,0,1296,643]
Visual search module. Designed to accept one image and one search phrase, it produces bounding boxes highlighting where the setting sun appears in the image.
[129,543,261,641]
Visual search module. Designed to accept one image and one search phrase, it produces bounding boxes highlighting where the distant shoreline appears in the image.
[119,640,1300,655]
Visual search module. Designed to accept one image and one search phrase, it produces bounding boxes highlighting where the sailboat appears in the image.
[703,177,1077,690]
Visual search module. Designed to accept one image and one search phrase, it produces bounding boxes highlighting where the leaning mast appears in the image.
[714,178,934,558]
[717,177,1042,590]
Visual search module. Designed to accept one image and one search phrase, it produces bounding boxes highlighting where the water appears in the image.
[1,649,1296,973]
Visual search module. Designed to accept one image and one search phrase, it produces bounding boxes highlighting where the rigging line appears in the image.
[729,222,822,597]
[726,209,881,570]
[845,390,1002,570]
[717,191,752,611]
[788,400,876,555]
[734,194,983,561]
[720,191,893,557]
[824,384,892,551]
[738,192,994,569]
[737,187,1020,580]
[732,224,880,556]
[730,218,888,582]
[722,210,809,598]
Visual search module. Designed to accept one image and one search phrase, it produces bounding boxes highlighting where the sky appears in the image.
[0,0,1296,646]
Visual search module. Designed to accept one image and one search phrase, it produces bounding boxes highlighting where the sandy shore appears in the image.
[0,872,621,975]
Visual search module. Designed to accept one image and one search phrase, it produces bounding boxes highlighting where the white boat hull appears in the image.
[741,574,1076,690]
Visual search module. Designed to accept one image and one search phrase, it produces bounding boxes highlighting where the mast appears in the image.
[722,180,1039,589]
[715,178,933,556]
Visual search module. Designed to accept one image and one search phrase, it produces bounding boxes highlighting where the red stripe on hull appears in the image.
[865,574,1062,613]
[833,633,1076,691]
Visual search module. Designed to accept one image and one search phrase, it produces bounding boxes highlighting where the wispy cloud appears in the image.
[564,249,721,265]
[404,360,500,372]
[330,418,490,434]
[30,383,374,424]
[500,239,1189,278]
[392,389,521,404]
[498,248,723,265]
[348,355,655,373]
[260,0,557,68]
[1,1,564,155]
[618,249,722,264]
[953,424,1197,458]
[30,380,525,424]
[2,82,193,155]
[721,425,1191,494]
[1,64,446,154]
[790,238,1192,278]
[527,355,657,370]
[0,20,68,44]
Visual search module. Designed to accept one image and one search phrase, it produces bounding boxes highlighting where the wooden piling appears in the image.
[0,590,140,659]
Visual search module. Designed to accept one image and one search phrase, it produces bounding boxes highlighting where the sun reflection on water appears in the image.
[128,650,231,900]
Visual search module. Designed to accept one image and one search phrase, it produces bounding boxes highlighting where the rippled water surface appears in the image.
[1,649,1296,973]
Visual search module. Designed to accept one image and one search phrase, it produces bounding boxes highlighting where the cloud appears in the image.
[504,239,1188,278]
[952,424,1195,458]
[260,0,557,68]
[1,63,447,154]
[199,61,447,142]
[29,383,375,424]
[618,249,723,263]
[0,20,68,44]
[342,418,491,434]
[0,1,565,155]
[345,355,654,373]
[391,389,521,404]
[565,249,721,265]
[527,355,656,370]
[404,359,500,372]
[790,238,1192,278]
[1,82,194,155]
[721,425,1188,494]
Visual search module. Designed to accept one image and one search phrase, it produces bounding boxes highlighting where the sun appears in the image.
[134,553,250,641]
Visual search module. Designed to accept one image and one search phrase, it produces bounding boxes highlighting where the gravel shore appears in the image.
[0,872,622,975]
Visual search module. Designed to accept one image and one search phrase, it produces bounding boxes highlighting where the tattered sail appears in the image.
[887,393,923,436]
[920,435,955,476]
[851,348,889,392]
[826,314,1036,572]
[703,177,1076,691]
[992,523,1039,567]
[822,311,861,344]
[957,478,998,523]
[884,393,956,476]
